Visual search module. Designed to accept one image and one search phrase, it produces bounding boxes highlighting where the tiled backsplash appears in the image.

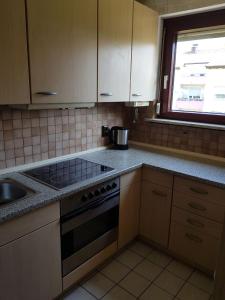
[0,103,125,169]
[126,107,225,158]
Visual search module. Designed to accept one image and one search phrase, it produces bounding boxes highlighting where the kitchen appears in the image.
[0,0,225,299]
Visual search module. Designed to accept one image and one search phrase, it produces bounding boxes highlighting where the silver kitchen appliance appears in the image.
[110,126,129,150]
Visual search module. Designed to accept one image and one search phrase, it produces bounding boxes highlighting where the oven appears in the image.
[60,178,120,277]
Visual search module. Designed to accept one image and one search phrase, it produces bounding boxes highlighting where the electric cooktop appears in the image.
[23,158,114,190]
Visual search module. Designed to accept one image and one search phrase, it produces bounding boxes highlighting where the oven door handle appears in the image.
[61,191,120,223]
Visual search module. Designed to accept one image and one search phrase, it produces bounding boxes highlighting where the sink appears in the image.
[0,180,31,205]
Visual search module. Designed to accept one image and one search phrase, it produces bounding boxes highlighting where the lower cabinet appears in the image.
[118,169,141,248]
[140,181,172,247]
[0,220,62,300]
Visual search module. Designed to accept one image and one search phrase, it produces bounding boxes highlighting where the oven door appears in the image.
[61,192,119,276]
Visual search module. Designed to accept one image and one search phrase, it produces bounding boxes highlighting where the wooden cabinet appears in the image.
[140,167,173,247]
[130,2,158,102]
[0,0,30,104]
[27,0,97,104]
[98,0,133,102]
[118,169,142,248]
[0,203,62,300]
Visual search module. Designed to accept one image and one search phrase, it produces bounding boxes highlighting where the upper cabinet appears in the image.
[98,0,133,102]
[130,1,159,102]
[27,0,97,104]
[0,0,30,104]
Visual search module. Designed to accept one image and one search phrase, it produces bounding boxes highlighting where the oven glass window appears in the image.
[61,206,119,260]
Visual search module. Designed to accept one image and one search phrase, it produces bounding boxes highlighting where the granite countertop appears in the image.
[0,145,225,224]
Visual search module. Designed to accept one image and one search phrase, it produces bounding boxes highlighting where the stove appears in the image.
[23,158,114,189]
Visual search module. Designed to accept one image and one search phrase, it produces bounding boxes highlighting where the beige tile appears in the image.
[188,271,215,294]
[119,271,150,297]
[140,284,173,300]
[147,249,172,268]
[64,287,96,300]
[134,259,163,281]
[155,270,184,296]
[82,273,114,299]
[129,241,152,257]
[116,249,143,269]
[100,260,130,283]
[166,260,193,280]
[177,282,210,300]
[102,285,135,300]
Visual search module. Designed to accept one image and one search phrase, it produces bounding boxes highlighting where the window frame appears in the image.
[160,9,225,125]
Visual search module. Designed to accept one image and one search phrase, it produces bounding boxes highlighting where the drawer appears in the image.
[173,191,225,223]
[0,202,60,247]
[172,206,223,239]
[121,168,142,189]
[169,222,221,271]
[142,167,173,188]
[174,176,225,206]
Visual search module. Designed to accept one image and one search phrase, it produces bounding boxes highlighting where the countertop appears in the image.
[0,145,225,224]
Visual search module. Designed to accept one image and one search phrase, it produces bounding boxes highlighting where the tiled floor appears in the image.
[63,241,214,300]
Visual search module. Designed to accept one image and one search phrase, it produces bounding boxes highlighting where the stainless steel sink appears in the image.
[0,179,32,205]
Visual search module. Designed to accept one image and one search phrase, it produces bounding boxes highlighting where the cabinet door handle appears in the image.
[152,190,167,197]
[190,187,208,195]
[188,202,207,212]
[132,93,142,97]
[185,233,203,243]
[187,218,205,228]
[36,91,57,96]
[100,93,113,96]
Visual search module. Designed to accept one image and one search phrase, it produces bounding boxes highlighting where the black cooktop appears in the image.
[23,158,114,190]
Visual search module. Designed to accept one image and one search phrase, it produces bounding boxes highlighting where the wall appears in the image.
[0,103,125,169]
[126,107,225,158]
[139,0,225,14]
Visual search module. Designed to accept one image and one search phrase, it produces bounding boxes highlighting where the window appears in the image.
[160,9,225,124]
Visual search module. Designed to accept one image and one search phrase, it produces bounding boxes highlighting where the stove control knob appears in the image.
[101,187,106,193]
[81,195,88,202]
[88,192,94,199]
[112,182,117,189]
[95,189,100,196]
[106,185,112,191]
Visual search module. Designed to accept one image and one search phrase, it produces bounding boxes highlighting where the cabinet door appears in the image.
[118,181,141,248]
[140,182,172,247]
[0,0,29,104]
[27,0,97,104]
[98,0,133,102]
[130,2,158,102]
[0,221,62,300]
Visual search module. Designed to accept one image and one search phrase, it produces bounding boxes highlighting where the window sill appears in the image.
[144,118,225,131]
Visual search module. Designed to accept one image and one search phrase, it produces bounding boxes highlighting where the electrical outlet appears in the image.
[101,126,110,137]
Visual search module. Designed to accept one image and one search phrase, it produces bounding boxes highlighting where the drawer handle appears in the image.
[187,218,205,228]
[185,233,203,243]
[132,93,142,97]
[36,91,57,96]
[100,93,113,96]
[152,190,167,197]
[190,187,208,195]
[188,202,207,212]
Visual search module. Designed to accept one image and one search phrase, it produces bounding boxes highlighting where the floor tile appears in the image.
[82,272,114,299]
[166,260,193,280]
[155,270,185,296]
[147,249,172,268]
[119,271,150,297]
[64,287,96,300]
[134,259,163,281]
[116,249,143,269]
[102,285,136,300]
[100,260,130,283]
[177,282,211,300]
[188,271,215,294]
[129,241,152,257]
[140,284,173,300]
